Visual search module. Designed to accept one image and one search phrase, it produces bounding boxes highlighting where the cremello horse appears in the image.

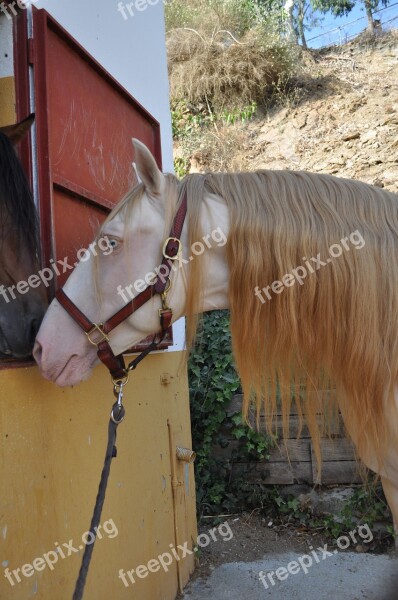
[34,139,398,530]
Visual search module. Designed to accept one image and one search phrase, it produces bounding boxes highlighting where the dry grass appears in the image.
[167,28,206,64]
[165,0,261,38]
[187,125,250,172]
[168,28,298,111]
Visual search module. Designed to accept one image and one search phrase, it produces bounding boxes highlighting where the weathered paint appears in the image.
[0,77,16,126]
[0,355,196,599]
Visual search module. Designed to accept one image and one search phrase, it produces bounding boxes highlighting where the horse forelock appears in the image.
[182,169,398,472]
[0,132,38,257]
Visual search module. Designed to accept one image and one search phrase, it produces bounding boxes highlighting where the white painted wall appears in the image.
[0,16,14,78]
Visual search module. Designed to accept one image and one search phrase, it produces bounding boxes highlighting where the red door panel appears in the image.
[32,7,161,272]
[46,23,157,209]
[52,189,108,287]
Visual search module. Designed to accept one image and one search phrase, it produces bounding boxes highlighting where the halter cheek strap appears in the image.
[55,191,187,383]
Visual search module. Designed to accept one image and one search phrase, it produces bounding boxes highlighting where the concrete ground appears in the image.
[182,551,398,600]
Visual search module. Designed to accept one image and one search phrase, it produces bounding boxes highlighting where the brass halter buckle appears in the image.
[162,237,182,260]
[85,323,110,346]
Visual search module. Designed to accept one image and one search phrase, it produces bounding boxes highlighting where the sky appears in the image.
[304,0,398,48]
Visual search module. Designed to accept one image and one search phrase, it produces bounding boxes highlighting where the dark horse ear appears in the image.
[0,113,35,145]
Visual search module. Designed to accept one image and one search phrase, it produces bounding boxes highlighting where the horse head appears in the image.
[34,140,192,385]
[0,114,48,358]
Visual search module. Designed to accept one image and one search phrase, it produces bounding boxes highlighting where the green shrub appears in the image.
[188,310,275,516]
[165,0,264,37]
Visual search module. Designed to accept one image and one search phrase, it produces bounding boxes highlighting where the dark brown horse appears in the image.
[0,115,47,358]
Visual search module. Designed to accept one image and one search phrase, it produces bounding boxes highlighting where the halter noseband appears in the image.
[55,191,187,385]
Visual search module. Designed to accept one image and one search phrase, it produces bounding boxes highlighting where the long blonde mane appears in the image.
[180,170,398,470]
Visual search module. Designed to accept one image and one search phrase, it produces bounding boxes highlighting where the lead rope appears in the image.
[72,387,125,600]
[72,333,166,600]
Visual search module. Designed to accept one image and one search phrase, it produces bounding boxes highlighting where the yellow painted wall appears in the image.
[0,76,16,126]
[0,354,197,600]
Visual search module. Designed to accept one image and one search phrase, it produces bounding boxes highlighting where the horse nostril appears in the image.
[29,319,40,346]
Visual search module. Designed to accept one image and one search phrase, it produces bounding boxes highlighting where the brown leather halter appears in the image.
[55,191,187,387]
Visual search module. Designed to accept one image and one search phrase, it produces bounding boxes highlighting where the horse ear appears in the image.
[0,113,35,145]
[132,138,164,196]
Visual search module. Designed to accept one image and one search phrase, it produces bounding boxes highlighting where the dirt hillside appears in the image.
[178,32,398,194]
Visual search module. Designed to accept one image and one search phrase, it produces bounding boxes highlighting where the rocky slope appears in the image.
[179,31,398,194]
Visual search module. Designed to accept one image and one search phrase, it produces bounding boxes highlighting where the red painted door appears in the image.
[31,8,162,287]
[14,8,171,348]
